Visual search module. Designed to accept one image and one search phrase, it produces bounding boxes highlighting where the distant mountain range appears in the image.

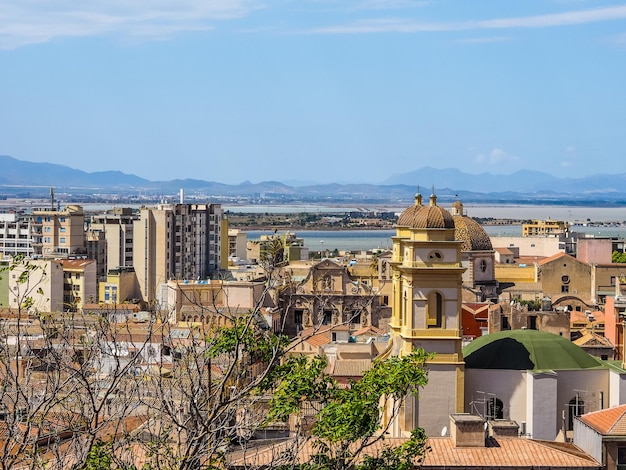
[1,155,625,205]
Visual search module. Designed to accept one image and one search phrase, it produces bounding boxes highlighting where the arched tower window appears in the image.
[426,291,443,328]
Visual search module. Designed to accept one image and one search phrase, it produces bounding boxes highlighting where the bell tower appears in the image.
[389,189,465,436]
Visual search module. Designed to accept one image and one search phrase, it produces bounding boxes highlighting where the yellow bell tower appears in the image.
[389,189,465,436]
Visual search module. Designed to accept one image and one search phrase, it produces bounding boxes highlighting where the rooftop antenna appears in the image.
[50,187,54,209]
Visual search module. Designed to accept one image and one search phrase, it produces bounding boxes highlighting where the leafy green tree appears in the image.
[266,350,432,470]
[612,251,626,263]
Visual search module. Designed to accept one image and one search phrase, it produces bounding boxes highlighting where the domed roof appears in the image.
[397,192,455,230]
[453,215,493,251]
[463,330,602,371]
[449,200,492,251]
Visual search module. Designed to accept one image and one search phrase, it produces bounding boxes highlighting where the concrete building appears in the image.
[98,267,140,306]
[59,259,97,311]
[31,205,86,257]
[8,259,64,313]
[227,228,248,260]
[87,207,137,276]
[0,212,35,259]
[522,219,569,237]
[133,203,223,305]
[492,236,564,258]
[164,278,270,324]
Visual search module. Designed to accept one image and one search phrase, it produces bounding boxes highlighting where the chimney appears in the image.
[488,420,520,438]
[450,414,485,448]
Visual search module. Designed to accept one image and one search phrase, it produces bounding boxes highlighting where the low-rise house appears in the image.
[575,404,626,470]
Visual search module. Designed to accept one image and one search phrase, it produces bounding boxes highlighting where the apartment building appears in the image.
[8,259,64,313]
[58,259,97,311]
[0,212,35,258]
[522,218,568,237]
[86,207,137,285]
[31,205,86,256]
[133,203,223,304]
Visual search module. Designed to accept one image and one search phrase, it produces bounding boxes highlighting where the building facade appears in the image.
[133,203,223,304]
[388,191,465,436]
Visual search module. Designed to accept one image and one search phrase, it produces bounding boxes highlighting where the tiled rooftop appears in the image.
[579,404,626,435]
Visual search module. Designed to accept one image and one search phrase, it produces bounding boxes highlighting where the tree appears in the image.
[0,253,430,470]
[263,350,432,470]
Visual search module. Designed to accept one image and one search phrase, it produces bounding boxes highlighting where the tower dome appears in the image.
[397,189,454,229]
[450,200,493,251]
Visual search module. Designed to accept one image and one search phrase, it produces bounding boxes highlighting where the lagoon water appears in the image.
[246,224,626,253]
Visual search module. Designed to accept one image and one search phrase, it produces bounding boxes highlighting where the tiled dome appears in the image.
[397,192,455,229]
[453,215,493,251]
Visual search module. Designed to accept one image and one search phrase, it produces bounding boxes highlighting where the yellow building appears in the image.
[58,259,97,311]
[388,191,465,437]
[522,218,568,237]
[31,205,86,256]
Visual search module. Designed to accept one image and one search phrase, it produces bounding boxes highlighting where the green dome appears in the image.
[463,330,603,371]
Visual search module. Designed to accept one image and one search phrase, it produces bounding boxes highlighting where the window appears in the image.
[501,315,511,331]
[617,447,626,468]
[60,237,66,244]
[487,397,504,420]
[294,309,303,328]
[561,275,570,284]
[60,227,66,232]
[568,397,584,430]
[561,285,570,293]
[427,292,443,328]
[322,310,332,325]
[428,251,443,261]
[479,259,487,272]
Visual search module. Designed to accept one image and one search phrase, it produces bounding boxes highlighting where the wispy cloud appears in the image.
[0,1,259,49]
[304,5,626,34]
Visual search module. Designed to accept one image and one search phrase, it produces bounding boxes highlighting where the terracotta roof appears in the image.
[351,325,386,337]
[494,247,514,255]
[579,404,626,435]
[424,437,599,468]
[537,252,578,266]
[227,436,600,468]
[330,359,373,377]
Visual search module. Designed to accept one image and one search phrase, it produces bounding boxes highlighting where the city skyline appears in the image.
[1,1,625,184]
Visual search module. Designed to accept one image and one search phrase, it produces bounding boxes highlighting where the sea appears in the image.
[243,204,626,253]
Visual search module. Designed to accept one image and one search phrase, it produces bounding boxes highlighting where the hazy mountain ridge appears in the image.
[1,155,625,204]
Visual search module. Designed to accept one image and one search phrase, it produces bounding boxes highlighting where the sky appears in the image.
[0,1,625,185]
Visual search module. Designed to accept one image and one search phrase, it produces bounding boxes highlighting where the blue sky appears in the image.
[1,1,625,185]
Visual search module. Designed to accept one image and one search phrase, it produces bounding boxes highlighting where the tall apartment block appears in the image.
[31,205,86,256]
[87,207,137,280]
[133,203,223,304]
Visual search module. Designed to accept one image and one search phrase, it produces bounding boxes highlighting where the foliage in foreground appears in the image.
[268,350,432,470]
